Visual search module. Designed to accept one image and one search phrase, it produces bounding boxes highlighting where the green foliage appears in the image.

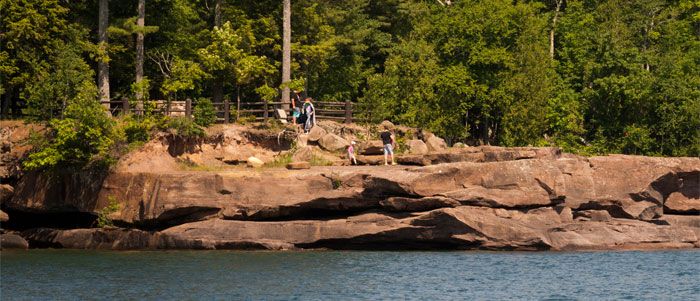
[130,77,152,104]
[193,98,216,127]
[96,196,121,228]
[118,114,162,144]
[161,58,209,96]
[163,117,205,140]
[24,81,115,170]
[6,0,700,158]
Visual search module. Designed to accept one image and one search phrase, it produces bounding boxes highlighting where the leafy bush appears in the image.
[96,196,121,228]
[193,98,217,127]
[163,116,205,140]
[24,82,116,170]
[118,114,162,144]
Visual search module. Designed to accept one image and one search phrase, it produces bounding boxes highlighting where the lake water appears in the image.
[1,250,698,300]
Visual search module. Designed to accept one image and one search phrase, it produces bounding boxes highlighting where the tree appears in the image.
[0,0,69,117]
[198,22,274,103]
[135,0,146,111]
[281,0,292,108]
[98,0,111,113]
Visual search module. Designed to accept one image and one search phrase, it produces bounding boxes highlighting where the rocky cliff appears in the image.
[1,122,698,251]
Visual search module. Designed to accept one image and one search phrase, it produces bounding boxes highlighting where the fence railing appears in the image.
[101,98,355,124]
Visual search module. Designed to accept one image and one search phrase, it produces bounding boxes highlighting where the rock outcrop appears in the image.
[3,127,699,251]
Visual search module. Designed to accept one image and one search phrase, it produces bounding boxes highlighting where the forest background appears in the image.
[2,0,699,165]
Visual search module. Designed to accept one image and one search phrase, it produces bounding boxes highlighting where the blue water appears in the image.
[1,250,699,300]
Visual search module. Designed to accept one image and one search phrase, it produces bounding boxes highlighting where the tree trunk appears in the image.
[98,0,111,115]
[1,88,10,118]
[212,0,224,105]
[281,0,291,109]
[135,0,145,113]
[549,0,563,59]
[214,0,222,28]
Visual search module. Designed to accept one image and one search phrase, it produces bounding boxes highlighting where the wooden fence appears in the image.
[101,98,354,123]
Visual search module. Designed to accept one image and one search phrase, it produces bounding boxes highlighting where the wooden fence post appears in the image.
[185,98,192,118]
[123,98,130,115]
[344,99,352,124]
[236,95,240,121]
[263,101,269,121]
[223,98,230,123]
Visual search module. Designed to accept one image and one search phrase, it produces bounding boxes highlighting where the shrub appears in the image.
[24,82,117,170]
[119,114,161,144]
[96,196,121,228]
[193,98,217,127]
[163,116,205,140]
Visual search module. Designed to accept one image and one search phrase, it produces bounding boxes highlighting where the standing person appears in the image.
[347,141,358,165]
[303,97,316,133]
[291,90,302,130]
[380,127,396,165]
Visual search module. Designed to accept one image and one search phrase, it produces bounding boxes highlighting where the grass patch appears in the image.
[310,154,334,166]
[264,152,293,168]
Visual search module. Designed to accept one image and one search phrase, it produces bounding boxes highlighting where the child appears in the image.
[347,141,358,165]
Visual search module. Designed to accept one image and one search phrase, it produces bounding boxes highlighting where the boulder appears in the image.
[296,134,309,147]
[0,184,13,203]
[358,140,384,155]
[424,134,447,152]
[318,134,348,151]
[356,155,385,165]
[406,139,429,155]
[307,126,327,142]
[246,156,264,168]
[453,142,466,148]
[556,206,574,223]
[1,233,28,249]
[292,146,314,162]
[286,161,311,170]
[0,209,8,223]
[663,171,699,214]
[379,120,395,130]
[574,210,613,222]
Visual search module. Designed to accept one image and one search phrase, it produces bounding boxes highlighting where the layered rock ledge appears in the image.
[4,151,699,251]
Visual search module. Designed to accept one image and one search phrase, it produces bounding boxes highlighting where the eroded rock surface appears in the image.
[5,148,700,251]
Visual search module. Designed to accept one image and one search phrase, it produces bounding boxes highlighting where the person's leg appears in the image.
[383,145,389,165]
[389,144,396,165]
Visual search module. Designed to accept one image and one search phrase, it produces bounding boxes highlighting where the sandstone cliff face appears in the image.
[6,148,699,251]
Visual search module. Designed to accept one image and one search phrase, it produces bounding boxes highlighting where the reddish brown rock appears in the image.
[438,186,558,209]
[306,126,327,142]
[0,209,8,223]
[662,171,699,214]
[424,134,447,152]
[22,228,159,250]
[1,233,29,249]
[286,161,311,170]
[406,140,429,155]
[380,196,460,212]
[546,218,698,251]
[0,184,13,204]
[318,133,349,151]
[358,140,384,155]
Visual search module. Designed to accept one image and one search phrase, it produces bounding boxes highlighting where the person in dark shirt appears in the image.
[380,128,396,165]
